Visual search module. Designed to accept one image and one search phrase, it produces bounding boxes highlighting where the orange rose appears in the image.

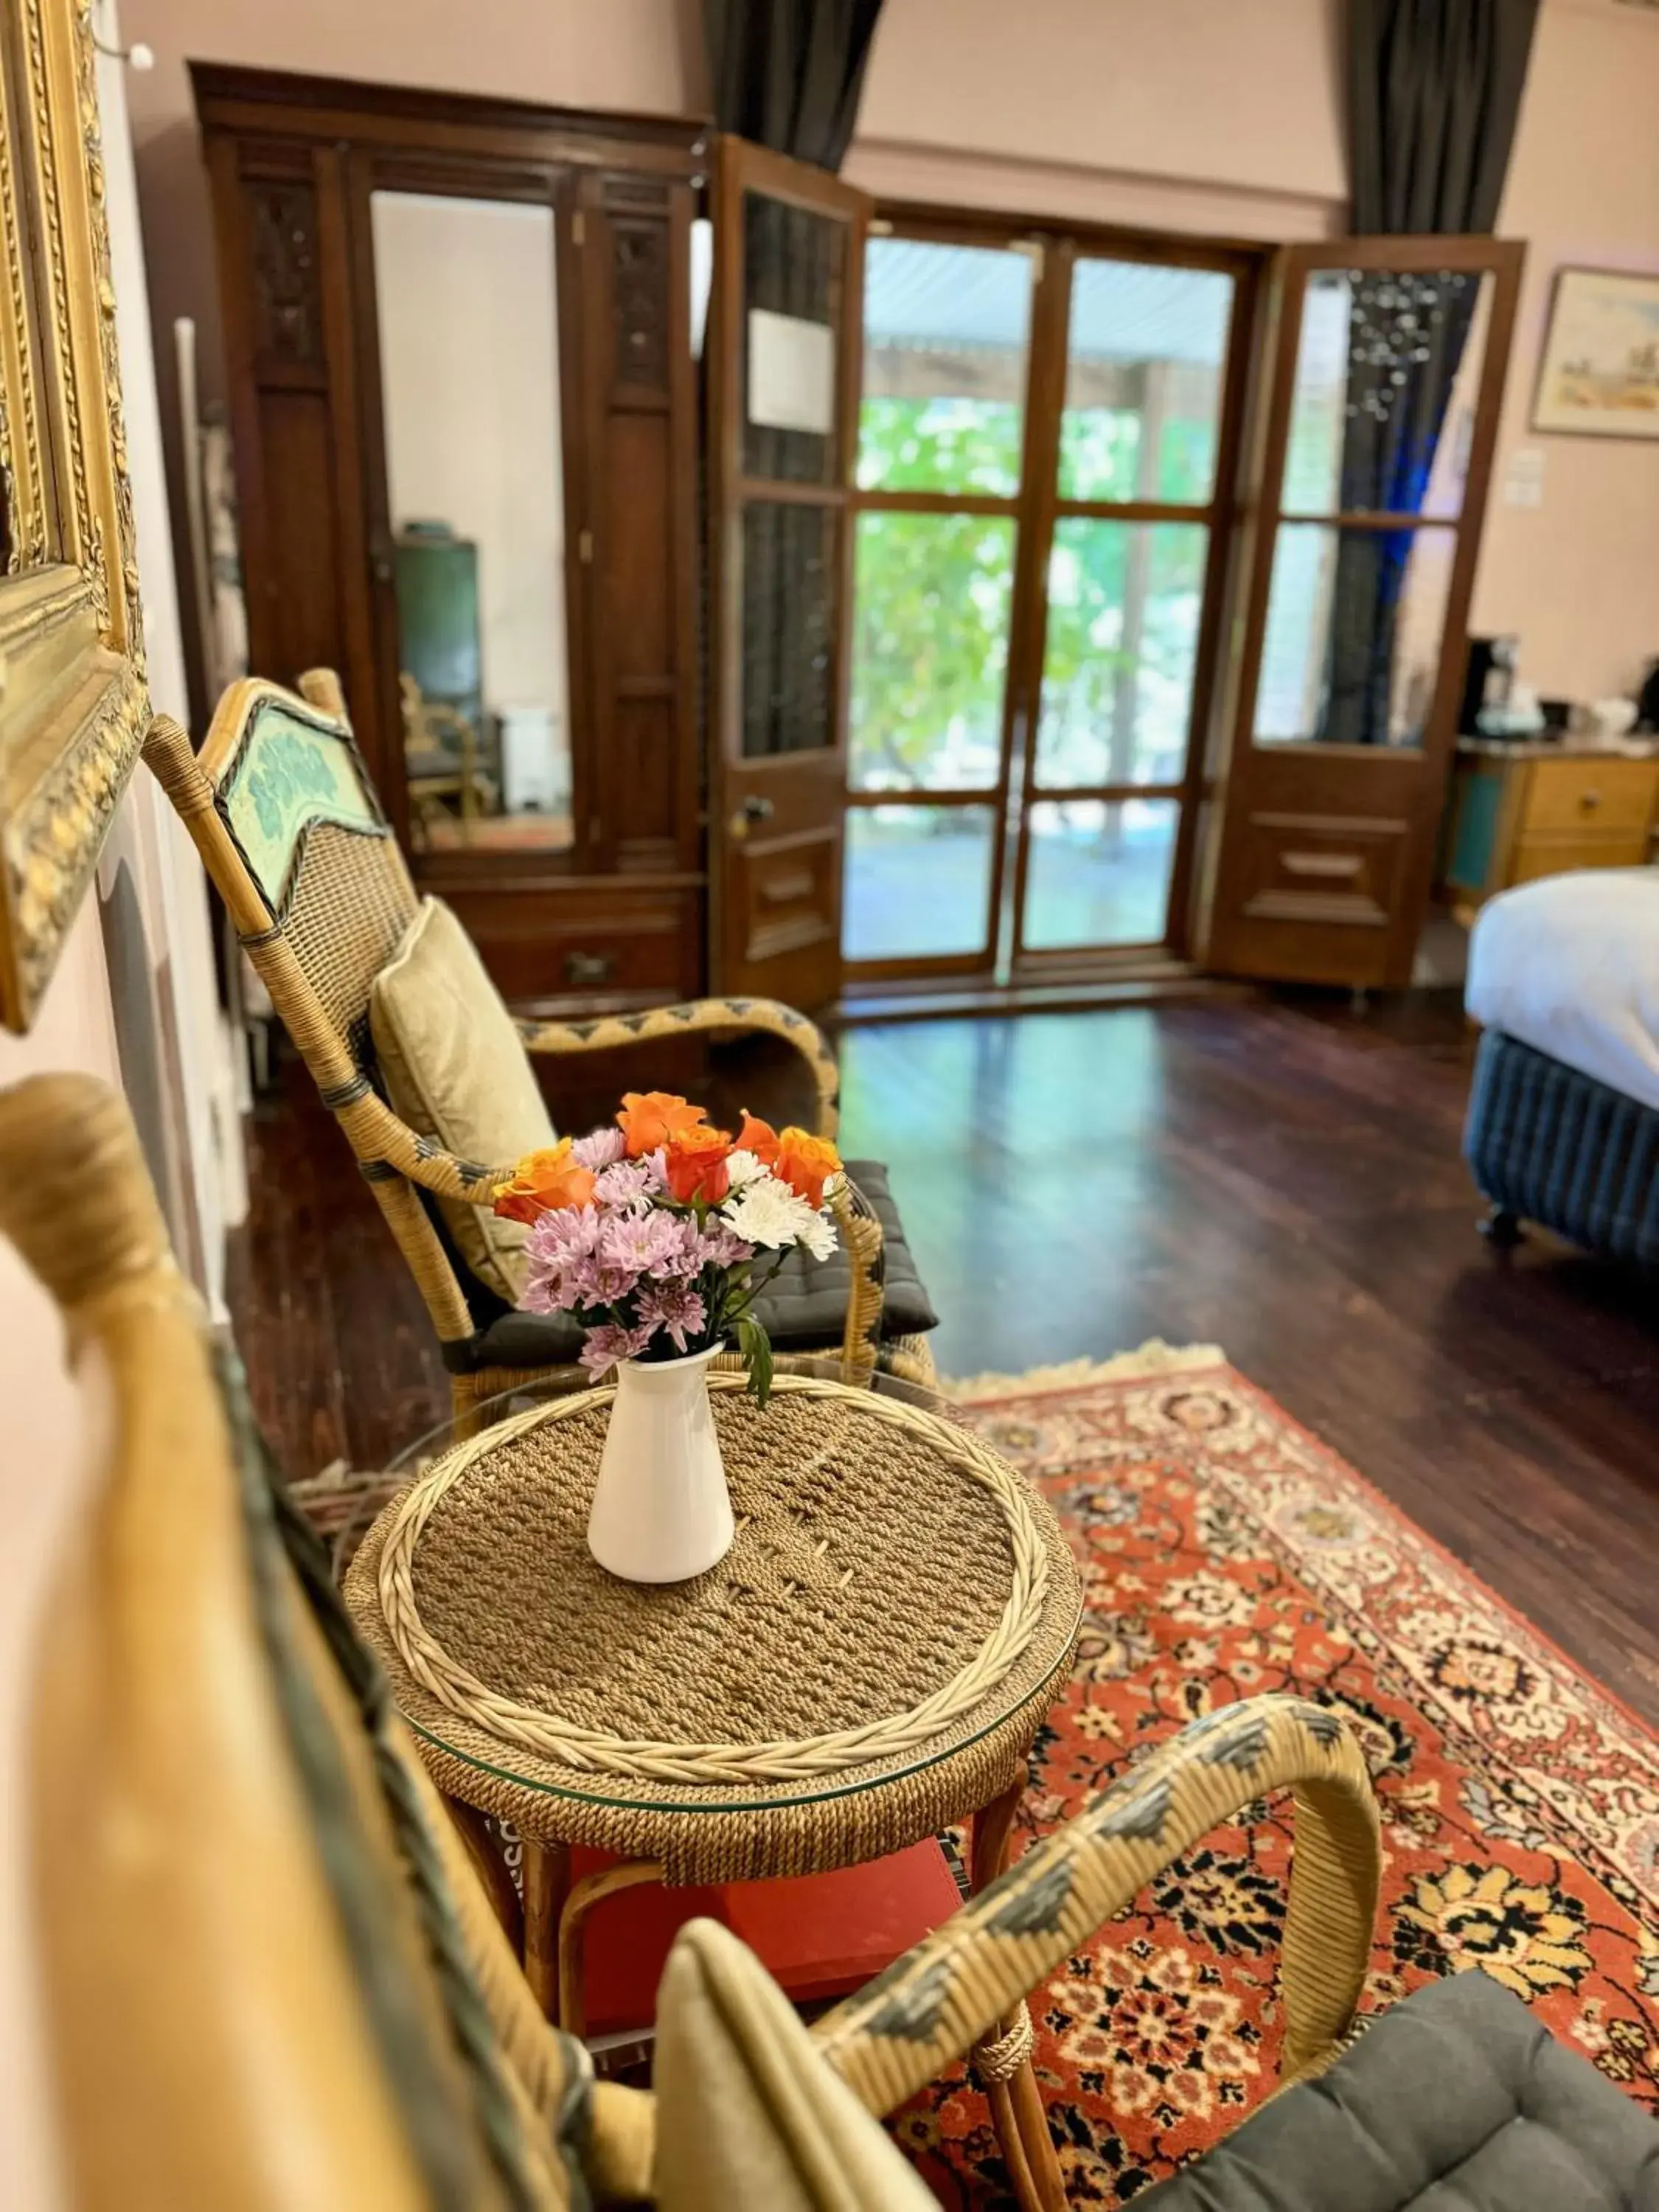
[736,1110,780,1166]
[493,1138,596,1222]
[773,1127,841,1210]
[617,1090,710,1158]
[664,1123,734,1206]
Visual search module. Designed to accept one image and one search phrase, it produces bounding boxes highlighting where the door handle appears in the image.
[728,793,775,839]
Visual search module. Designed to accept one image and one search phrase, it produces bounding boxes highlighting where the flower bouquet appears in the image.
[492,1091,843,1582]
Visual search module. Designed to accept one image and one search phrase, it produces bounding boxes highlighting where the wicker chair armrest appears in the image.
[810,1694,1379,2111]
[827,1174,884,1387]
[320,1087,509,1207]
[515,998,841,1141]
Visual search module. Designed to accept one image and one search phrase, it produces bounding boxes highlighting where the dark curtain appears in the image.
[705,0,885,171]
[1323,0,1538,745]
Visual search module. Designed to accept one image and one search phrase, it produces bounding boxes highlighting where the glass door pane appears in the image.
[1254,260,1495,752]
[849,512,1015,790]
[1254,523,1457,749]
[845,232,1036,973]
[1023,797,1178,949]
[1035,518,1208,789]
[844,804,998,960]
[742,192,844,487]
[740,502,836,758]
[1281,268,1495,521]
[372,191,570,856]
[858,237,1035,496]
[1058,260,1234,503]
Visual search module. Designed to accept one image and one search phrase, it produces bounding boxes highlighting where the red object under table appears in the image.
[573,1836,966,2041]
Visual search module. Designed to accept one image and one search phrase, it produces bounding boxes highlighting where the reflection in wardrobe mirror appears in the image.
[370,190,571,853]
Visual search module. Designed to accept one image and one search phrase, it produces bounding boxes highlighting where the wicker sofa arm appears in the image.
[827,1173,885,1386]
[810,1695,1380,2114]
[515,998,841,1142]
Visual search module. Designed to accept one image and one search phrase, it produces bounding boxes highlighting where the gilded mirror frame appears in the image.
[0,0,145,1031]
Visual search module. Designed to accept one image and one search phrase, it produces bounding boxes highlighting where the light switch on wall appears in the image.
[1501,447,1546,508]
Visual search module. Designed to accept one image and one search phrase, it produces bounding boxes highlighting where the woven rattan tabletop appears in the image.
[344,1372,1082,1882]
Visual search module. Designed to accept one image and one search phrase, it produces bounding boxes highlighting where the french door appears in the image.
[841,212,1258,984]
[1196,237,1524,988]
[706,139,870,1009]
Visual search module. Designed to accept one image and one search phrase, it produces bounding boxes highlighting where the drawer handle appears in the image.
[563,950,615,987]
[1579,790,1601,810]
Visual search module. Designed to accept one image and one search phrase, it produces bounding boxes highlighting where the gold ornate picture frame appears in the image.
[0,0,145,1030]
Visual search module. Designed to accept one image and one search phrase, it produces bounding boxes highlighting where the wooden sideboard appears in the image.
[1440,737,1659,914]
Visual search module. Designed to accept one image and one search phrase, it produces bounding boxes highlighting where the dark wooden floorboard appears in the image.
[229,987,1659,1724]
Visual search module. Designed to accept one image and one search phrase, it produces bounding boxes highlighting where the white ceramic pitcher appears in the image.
[586,1345,734,1583]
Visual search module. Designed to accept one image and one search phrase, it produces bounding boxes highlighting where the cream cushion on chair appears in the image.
[370,897,556,1303]
[654,1919,938,2212]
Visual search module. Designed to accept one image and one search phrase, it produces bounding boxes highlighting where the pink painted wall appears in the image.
[1466,0,1659,699]
[121,0,1659,705]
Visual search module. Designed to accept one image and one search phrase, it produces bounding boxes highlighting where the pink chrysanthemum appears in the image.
[571,1126,627,1170]
[633,1282,708,1354]
[579,1320,654,1374]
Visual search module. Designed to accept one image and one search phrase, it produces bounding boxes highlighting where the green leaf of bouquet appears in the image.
[737,1312,773,1409]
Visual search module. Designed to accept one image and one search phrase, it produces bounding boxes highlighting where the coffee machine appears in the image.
[1458,635,1519,735]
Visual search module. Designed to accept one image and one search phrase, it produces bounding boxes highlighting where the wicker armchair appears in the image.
[4,1070,1385,2211]
[144,672,934,1420]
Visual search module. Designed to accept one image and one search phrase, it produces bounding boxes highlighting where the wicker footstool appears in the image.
[344,1369,1083,2211]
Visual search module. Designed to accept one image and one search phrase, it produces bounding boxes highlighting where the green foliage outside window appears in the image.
[852,395,1213,794]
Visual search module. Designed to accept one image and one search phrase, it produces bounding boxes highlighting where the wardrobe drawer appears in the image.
[436,881,704,1009]
[1522,757,1659,836]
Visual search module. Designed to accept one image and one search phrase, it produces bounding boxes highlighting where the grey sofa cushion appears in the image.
[467,1161,938,1370]
[1138,1969,1659,2211]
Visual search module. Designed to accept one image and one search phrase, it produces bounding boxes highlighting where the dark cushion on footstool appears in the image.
[467,1161,938,1370]
[1137,1969,1659,2211]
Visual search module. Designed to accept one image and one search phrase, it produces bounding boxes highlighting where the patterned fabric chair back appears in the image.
[145,671,495,1358]
[200,671,419,1074]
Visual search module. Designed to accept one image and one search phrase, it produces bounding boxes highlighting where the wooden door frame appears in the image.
[1197,234,1525,989]
[844,206,1051,985]
[1008,237,1262,977]
[706,136,872,1003]
[841,202,1268,989]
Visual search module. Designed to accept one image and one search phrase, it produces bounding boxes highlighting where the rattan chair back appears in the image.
[142,669,886,1404]
[144,671,490,1357]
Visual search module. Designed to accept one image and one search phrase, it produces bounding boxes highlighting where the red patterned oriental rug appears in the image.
[900,1343,1659,2208]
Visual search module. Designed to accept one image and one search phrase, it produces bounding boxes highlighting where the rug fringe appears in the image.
[943,1340,1228,1403]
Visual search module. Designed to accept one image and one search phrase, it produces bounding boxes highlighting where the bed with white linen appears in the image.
[1463,868,1659,1268]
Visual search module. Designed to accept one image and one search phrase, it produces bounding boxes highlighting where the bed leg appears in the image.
[1478,1205,1525,1249]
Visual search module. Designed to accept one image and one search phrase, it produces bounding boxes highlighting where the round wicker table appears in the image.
[344,1362,1082,2212]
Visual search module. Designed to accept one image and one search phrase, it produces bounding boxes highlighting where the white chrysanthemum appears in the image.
[723,1147,768,1190]
[796,1205,838,1262]
[720,1171,838,1258]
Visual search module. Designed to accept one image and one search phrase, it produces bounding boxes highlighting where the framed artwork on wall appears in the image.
[0,0,148,1031]
[1532,267,1659,440]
